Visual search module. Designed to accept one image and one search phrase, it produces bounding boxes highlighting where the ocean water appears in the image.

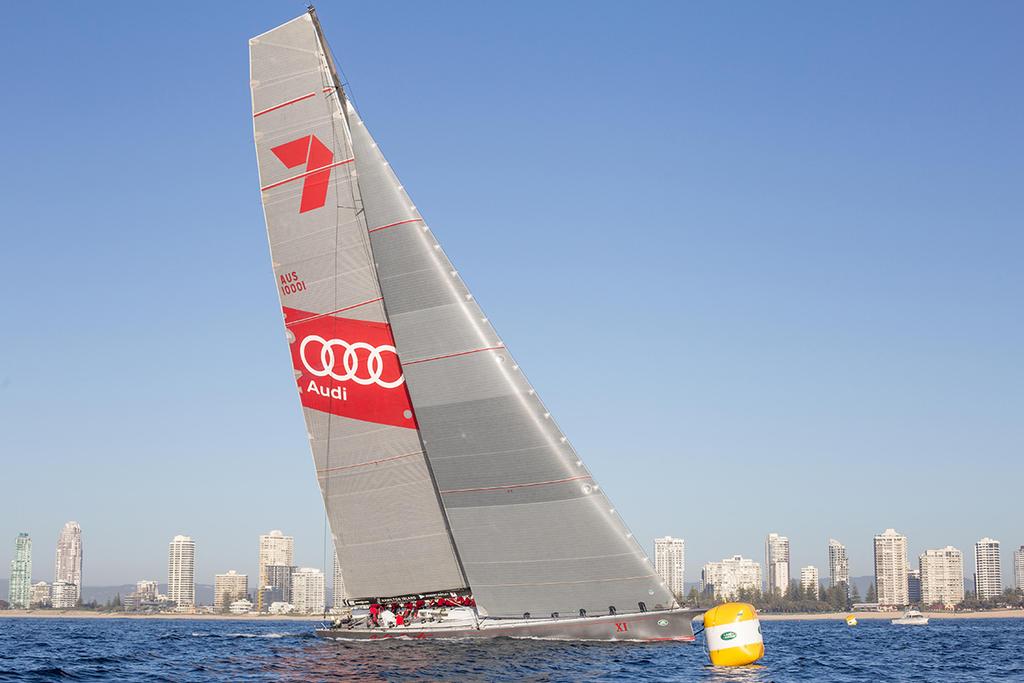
[1,617,1022,682]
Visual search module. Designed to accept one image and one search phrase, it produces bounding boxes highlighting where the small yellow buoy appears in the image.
[703,602,764,667]
[846,614,858,627]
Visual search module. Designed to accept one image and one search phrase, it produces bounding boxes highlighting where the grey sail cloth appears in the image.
[249,13,465,600]
[343,107,676,616]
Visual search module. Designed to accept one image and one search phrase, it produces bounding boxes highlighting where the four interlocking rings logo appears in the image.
[299,334,405,389]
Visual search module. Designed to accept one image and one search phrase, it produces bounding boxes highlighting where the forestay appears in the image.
[249,13,465,600]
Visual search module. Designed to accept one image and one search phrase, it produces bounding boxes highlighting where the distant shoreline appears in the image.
[0,610,324,621]
[4,608,1023,622]
[759,609,1024,621]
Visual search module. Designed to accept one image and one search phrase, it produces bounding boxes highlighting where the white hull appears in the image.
[316,608,701,642]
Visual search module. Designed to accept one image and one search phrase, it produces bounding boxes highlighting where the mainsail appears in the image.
[251,9,675,618]
[249,13,465,599]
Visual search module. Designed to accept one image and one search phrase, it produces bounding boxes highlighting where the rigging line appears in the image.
[322,505,329,620]
[311,14,341,620]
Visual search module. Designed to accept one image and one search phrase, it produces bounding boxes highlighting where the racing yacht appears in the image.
[250,8,701,641]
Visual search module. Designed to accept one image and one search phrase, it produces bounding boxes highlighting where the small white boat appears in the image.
[891,609,929,625]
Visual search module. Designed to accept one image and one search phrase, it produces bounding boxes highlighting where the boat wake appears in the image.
[190,631,312,640]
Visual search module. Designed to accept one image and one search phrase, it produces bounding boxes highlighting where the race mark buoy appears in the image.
[703,602,764,667]
[845,614,858,627]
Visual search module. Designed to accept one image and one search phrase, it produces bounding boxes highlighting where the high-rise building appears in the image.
[653,537,686,598]
[800,566,820,599]
[51,580,78,609]
[291,568,325,614]
[53,521,83,604]
[333,549,346,609]
[920,546,964,608]
[168,535,196,610]
[974,537,1002,601]
[701,555,761,601]
[1014,546,1024,592]
[258,530,294,610]
[874,528,909,607]
[214,570,249,611]
[136,580,158,601]
[907,569,921,604]
[264,564,297,605]
[8,533,32,609]
[828,539,849,591]
[765,533,790,596]
[30,582,51,608]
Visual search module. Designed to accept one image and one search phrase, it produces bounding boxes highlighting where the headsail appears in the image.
[249,12,465,600]
[342,83,675,618]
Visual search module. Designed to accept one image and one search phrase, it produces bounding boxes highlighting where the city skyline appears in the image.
[1,2,1022,589]
[6,524,1024,594]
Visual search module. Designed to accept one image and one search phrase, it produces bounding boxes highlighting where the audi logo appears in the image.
[299,334,405,389]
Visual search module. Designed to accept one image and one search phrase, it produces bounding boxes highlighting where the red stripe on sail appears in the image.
[440,475,592,495]
[316,450,422,475]
[404,345,505,366]
[260,157,354,192]
[253,91,318,117]
[368,218,424,234]
[284,298,383,327]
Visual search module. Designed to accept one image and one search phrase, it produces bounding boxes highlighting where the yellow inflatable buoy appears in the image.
[703,602,764,667]
[846,614,858,627]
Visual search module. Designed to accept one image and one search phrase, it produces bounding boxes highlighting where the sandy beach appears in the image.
[0,610,324,621]
[759,609,1024,621]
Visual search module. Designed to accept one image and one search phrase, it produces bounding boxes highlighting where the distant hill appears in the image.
[684,575,972,600]
[0,581,214,606]
[81,584,216,605]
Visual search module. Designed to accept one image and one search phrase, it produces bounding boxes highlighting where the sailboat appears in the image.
[250,8,701,641]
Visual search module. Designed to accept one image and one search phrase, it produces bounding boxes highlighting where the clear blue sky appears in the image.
[1,1,1021,589]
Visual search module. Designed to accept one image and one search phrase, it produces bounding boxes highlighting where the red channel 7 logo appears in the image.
[267,134,342,214]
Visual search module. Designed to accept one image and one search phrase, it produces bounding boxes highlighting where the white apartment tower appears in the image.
[701,555,761,601]
[333,549,346,609]
[1014,546,1024,592]
[800,566,820,599]
[828,538,849,590]
[259,530,294,587]
[919,546,964,608]
[258,530,294,611]
[874,528,909,607]
[168,535,196,610]
[291,567,326,614]
[214,570,249,611]
[53,521,83,604]
[653,537,686,598]
[51,580,78,609]
[974,538,1002,601]
[765,533,790,596]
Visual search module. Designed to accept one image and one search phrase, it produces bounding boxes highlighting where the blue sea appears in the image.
[1,617,1022,682]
